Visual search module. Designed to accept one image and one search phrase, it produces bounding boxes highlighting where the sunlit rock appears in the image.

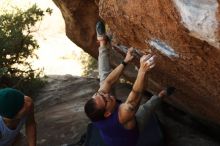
[173,0,219,48]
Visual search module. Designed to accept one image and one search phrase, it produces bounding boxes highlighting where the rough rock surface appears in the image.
[52,0,220,127]
[35,75,97,146]
[35,75,220,146]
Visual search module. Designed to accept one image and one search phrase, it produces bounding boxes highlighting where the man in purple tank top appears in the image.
[84,21,175,146]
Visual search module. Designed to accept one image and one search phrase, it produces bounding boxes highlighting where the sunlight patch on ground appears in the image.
[32,35,83,76]
[1,0,84,76]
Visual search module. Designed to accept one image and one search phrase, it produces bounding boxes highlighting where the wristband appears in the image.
[121,61,127,66]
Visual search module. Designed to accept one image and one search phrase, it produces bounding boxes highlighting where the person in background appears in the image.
[0,88,36,146]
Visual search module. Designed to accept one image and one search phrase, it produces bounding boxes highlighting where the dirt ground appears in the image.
[34,75,220,146]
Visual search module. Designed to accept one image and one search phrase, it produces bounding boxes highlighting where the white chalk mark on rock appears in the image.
[172,0,219,49]
[149,39,179,58]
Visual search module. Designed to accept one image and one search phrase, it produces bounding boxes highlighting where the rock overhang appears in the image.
[52,0,220,127]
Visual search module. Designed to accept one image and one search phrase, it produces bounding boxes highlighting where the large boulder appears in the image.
[52,0,220,127]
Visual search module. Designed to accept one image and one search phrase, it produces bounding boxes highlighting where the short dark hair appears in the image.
[84,98,105,122]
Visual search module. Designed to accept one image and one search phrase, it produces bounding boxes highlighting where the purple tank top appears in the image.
[94,103,139,146]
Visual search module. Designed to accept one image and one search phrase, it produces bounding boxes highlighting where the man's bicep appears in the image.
[118,103,136,124]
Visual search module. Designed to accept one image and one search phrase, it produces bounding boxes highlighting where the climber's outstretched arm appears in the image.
[99,48,134,93]
[119,55,155,125]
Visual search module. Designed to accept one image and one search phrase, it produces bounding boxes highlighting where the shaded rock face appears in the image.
[52,0,220,126]
[52,0,100,57]
[35,75,220,146]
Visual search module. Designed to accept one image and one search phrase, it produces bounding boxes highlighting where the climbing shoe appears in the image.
[96,20,106,40]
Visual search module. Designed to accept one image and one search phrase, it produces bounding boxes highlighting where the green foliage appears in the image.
[80,51,98,77]
[0,4,52,95]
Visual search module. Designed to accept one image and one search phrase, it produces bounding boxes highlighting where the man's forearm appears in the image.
[104,63,125,86]
[125,70,146,111]
[26,122,36,146]
[99,48,134,93]
[26,109,37,146]
[132,70,146,93]
[103,47,134,87]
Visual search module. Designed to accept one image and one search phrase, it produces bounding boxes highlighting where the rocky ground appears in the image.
[34,75,220,146]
